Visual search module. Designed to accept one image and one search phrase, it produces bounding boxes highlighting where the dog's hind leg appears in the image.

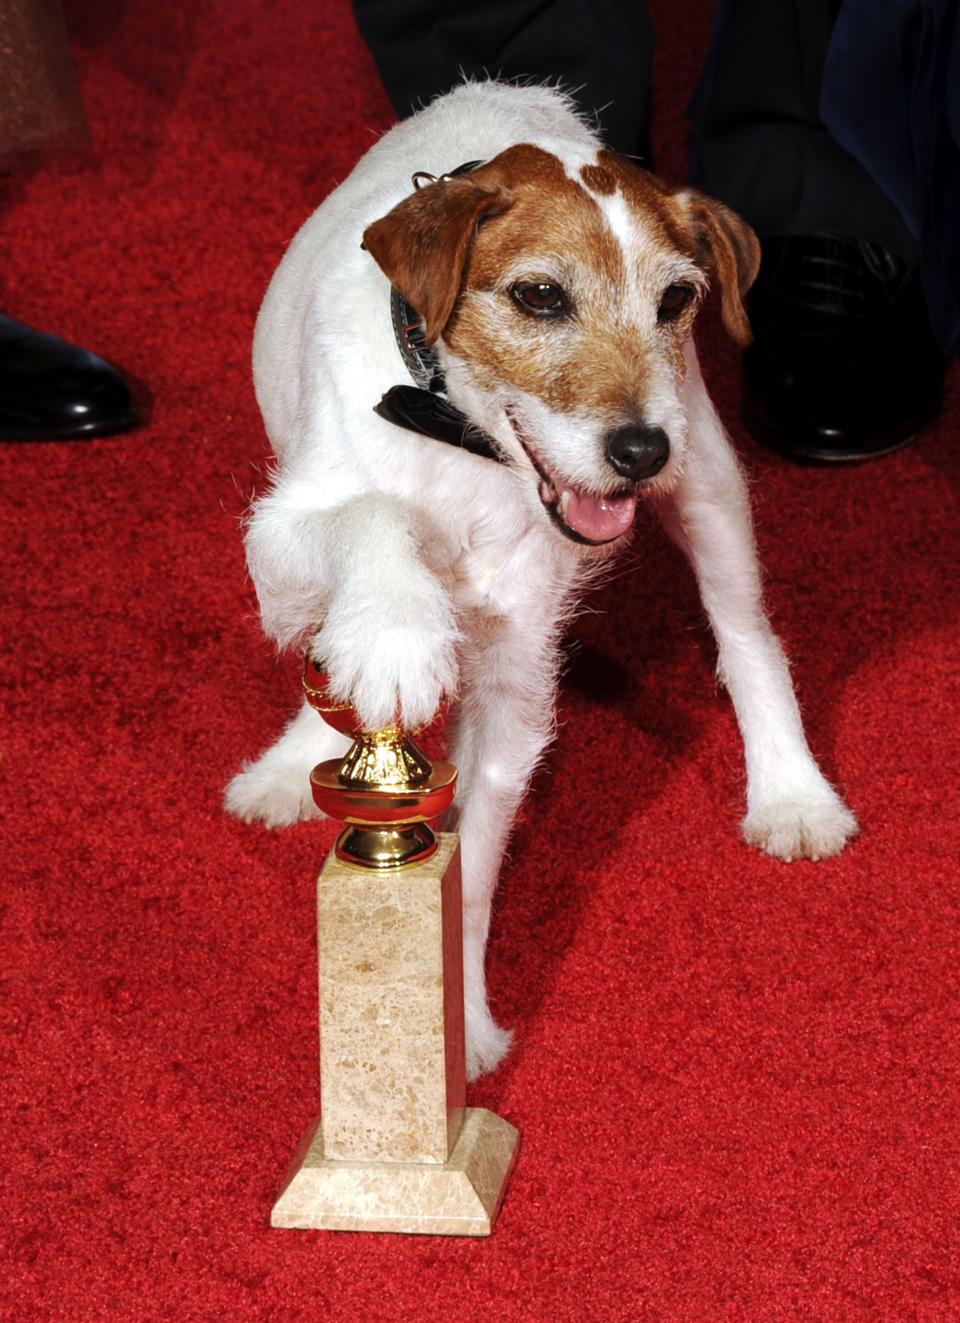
[446,614,564,1080]
[659,348,858,862]
[224,699,349,827]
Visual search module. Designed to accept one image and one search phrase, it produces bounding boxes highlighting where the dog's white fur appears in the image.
[227,83,857,1080]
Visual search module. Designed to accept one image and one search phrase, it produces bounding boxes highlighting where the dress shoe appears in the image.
[742,236,945,462]
[0,314,139,441]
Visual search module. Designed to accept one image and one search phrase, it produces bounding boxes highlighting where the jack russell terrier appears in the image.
[227,81,857,1080]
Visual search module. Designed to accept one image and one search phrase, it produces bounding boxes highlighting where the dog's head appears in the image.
[363,145,759,548]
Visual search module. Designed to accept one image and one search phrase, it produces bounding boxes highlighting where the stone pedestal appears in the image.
[271,834,518,1235]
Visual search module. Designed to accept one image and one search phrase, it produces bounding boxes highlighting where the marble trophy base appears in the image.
[271,832,519,1236]
[271,1107,519,1235]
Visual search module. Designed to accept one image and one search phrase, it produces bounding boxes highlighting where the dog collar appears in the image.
[372,161,506,465]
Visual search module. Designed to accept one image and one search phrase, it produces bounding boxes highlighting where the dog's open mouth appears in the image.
[509,416,638,546]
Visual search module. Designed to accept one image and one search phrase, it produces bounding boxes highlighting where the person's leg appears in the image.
[353,0,654,160]
[692,0,915,257]
[691,0,944,462]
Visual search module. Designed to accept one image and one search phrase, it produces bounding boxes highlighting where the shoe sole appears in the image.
[741,401,943,465]
[0,409,140,443]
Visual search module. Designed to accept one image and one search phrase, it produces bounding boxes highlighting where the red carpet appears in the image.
[4,2,959,1318]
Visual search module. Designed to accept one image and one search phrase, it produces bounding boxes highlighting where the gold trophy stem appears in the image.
[333,822,437,869]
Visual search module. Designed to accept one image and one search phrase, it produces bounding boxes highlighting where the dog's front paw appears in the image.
[465,1003,513,1082]
[312,588,459,731]
[743,784,858,862]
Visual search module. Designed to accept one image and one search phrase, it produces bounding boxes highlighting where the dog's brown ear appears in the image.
[682,191,761,346]
[363,178,511,345]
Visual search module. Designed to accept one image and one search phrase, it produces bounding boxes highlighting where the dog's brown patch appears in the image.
[583,152,760,346]
[585,154,760,341]
[579,163,616,195]
[364,140,756,427]
[591,152,695,256]
[443,145,683,420]
[464,145,626,291]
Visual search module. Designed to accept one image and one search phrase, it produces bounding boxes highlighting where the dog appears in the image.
[226,81,858,1081]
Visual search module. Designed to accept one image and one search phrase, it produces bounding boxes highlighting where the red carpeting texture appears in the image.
[3,2,960,1319]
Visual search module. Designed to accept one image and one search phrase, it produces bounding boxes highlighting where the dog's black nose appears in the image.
[604,425,670,481]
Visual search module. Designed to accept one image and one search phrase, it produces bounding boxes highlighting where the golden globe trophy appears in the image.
[270,656,519,1235]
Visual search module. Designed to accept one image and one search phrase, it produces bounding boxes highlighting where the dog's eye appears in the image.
[657,283,694,322]
[511,282,567,316]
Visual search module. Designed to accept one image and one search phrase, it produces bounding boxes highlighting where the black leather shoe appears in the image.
[742,236,945,462]
[0,314,139,441]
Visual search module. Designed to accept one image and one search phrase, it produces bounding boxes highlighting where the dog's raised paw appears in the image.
[224,760,322,828]
[312,592,459,732]
[743,789,858,862]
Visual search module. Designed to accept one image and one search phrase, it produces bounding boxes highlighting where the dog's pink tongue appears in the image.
[561,486,638,542]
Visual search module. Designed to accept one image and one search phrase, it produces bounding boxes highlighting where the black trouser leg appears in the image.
[352,0,655,160]
[690,0,917,258]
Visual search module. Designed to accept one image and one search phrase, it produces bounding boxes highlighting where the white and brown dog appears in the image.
[227,81,857,1079]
